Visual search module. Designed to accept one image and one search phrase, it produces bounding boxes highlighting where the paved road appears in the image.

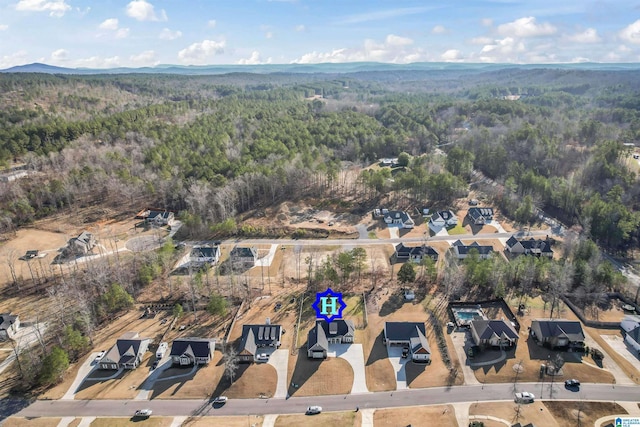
[14,383,638,418]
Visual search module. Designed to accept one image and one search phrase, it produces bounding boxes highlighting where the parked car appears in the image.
[514,392,535,403]
[134,409,152,417]
[256,353,269,362]
[306,406,322,415]
[213,396,228,405]
[401,347,409,358]
[94,350,105,363]
[565,379,580,389]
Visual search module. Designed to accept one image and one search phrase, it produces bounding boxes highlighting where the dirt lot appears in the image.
[473,297,615,385]
[362,287,463,391]
[374,405,457,427]
[275,411,359,427]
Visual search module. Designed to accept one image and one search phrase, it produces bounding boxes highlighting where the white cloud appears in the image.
[237,51,272,65]
[51,48,68,60]
[129,50,157,65]
[0,24,9,31]
[336,7,430,25]
[441,49,463,62]
[159,28,182,40]
[265,31,273,39]
[479,37,526,62]
[15,0,70,17]
[178,39,226,64]
[98,18,119,31]
[0,50,29,69]
[115,28,130,39]
[497,17,556,38]
[75,55,121,69]
[292,34,424,64]
[481,18,493,27]
[126,0,167,22]
[618,45,632,52]
[207,19,217,28]
[470,36,493,45]
[567,28,601,43]
[295,24,305,32]
[431,25,446,34]
[619,19,640,45]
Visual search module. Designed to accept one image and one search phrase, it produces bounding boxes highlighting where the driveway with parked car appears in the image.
[385,346,409,390]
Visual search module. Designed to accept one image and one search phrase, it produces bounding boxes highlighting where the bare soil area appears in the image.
[543,401,627,427]
[3,418,63,427]
[374,405,457,427]
[185,415,264,427]
[89,418,173,427]
[470,401,559,426]
[275,411,359,427]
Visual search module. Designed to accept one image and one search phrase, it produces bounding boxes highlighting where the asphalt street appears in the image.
[13,383,639,418]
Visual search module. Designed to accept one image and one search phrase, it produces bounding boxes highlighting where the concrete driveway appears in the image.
[328,344,369,394]
[386,346,408,390]
[450,330,479,385]
[62,352,101,400]
[266,349,289,398]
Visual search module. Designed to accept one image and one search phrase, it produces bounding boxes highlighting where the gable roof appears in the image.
[103,332,150,365]
[471,320,518,341]
[307,321,328,351]
[230,246,257,259]
[454,241,494,255]
[409,327,430,354]
[239,324,282,355]
[316,319,354,339]
[468,207,494,221]
[0,313,18,331]
[438,210,456,221]
[621,317,640,343]
[169,337,213,359]
[385,322,426,341]
[532,319,584,341]
[383,210,412,224]
[190,246,219,259]
[395,244,438,260]
[521,238,553,253]
[506,236,520,248]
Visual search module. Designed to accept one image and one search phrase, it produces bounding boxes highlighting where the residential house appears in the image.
[307,319,355,359]
[383,211,415,229]
[190,245,221,266]
[379,158,398,167]
[416,207,430,218]
[229,246,258,269]
[430,210,458,228]
[99,332,151,370]
[621,316,640,357]
[169,337,214,366]
[384,322,431,362]
[136,208,176,226]
[530,319,585,349]
[394,243,439,263]
[238,322,283,363]
[452,240,494,260]
[505,236,553,258]
[470,320,519,349]
[467,207,494,225]
[0,313,19,341]
[65,231,97,256]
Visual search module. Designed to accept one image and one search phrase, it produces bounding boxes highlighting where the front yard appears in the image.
[286,351,354,397]
[374,405,457,427]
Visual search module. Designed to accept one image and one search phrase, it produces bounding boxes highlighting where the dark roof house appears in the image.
[470,320,519,349]
[0,313,19,341]
[190,245,221,265]
[384,322,431,362]
[99,332,151,370]
[238,323,283,363]
[383,210,415,229]
[394,243,438,263]
[530,319,585,349]
[452,240,494,259]
[229,246,258,269]
[467,207,494,225]
[307,319,355,359]
[505,236,553,258]
[170,337,214,366]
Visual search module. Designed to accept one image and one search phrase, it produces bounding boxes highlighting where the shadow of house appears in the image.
[99,332,151,370]
[150,366,199,399]
[379,293,406,317]
[404,360,428,386]
[366,331,389,366]
[288,349,322,397]
[75,369,127,393]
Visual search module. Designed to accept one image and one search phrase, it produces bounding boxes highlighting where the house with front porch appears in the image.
[383,211,415,229]
[307,319,355,359]
[530,319,585,349]
[99,332,150,370]
[394,243,439,264]
[238,322,283,363]
[169,337,214,366]
[470,320,519,349]
[190,245,221,266]
[430,210,458,228]
[452,240,494,260]
[505,236,553,258]
[467,207,494,225]
[384,322,431,363]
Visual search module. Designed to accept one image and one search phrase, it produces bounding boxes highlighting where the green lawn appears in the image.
[447,224,467,235]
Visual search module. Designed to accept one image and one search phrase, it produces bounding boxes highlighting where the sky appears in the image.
[1,0,640,68]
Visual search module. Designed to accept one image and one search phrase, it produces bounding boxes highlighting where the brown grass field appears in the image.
[151,353,224,399]
[3,418,63,427]
[470,401,560,426]
[184,415,264,427]
[275,411,359,427]
[374,405,457,427]
[543,401,627,427]
[287,352,354,397]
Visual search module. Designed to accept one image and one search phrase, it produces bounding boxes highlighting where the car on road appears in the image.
[514,392,535,403]
[213,396,228,405]
[306,406,322,415]
[256,353,269,362]
[565,379,580,389]
[94,350,105,363]
[134,409,152,418]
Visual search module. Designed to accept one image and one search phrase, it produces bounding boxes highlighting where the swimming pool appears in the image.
[452,307,487,326]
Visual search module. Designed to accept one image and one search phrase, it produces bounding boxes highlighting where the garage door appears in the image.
[311,352,324,359]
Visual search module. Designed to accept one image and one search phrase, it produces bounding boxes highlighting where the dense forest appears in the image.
[1,68,639,252]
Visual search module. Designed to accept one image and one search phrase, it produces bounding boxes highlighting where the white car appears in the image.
[256,353,269,362]
[134,409,152,417]
[514,392,535,403]
[306,406,322,415]
[94,350,105,363]
[213,396,228,405]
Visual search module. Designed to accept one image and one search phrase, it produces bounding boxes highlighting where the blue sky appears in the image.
[0,0,639,68]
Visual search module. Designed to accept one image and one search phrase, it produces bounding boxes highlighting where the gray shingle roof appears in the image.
[239,324,282,356]
[471,320,519,341]
[384,322,426,342]
[169,338,213,359]
[532,320,584,341]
